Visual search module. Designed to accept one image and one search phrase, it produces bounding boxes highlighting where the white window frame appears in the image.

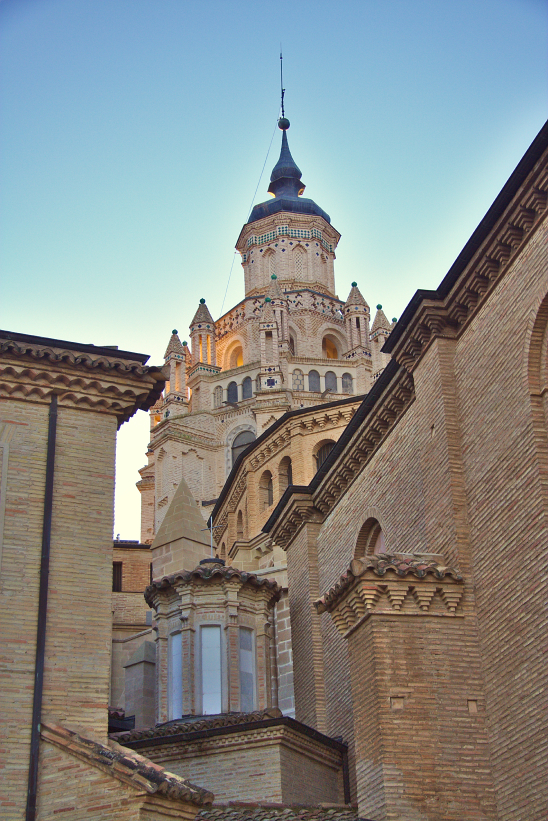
[197,623,225,715]
[167,630,183,720]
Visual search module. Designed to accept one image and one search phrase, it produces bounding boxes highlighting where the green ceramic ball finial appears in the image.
[200,298,206,304]
[351,282,357,287]
[172,329,178,335]
[376,304,382,310]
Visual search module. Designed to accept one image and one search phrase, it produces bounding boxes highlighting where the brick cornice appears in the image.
[269,493,325,550]
[0,343,165,426]
[315,554,464,637]
[385,146,548,372]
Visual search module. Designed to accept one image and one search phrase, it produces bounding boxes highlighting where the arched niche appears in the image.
[242,376,253,400]
[259,469,274,509]
[278,456,293,494]
[227,424,256,474]
[322,334,340,359]
[527,292,548,507]
[313,438,336,472]
[224,339,245,370]
[308,370,321,392]
[355,517,387,557]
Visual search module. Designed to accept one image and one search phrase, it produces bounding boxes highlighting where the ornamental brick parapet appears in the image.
[315,553,464,636]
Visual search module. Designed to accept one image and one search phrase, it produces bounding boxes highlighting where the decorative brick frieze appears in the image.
[317,573,464,637]
[0,335,165,425]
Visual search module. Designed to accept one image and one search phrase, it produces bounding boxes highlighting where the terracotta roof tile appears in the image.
[0,336,160,376]
[316,552,463,612]
[41,722,213,805]
[114,708,283,744]
[196,803,371,821]
[145,564,281,607]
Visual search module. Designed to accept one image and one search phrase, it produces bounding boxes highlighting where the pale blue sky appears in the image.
[1,0,546,537]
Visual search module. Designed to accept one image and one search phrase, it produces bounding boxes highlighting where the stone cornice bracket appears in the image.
[0,337,165,427]
[386,159,548,373]
[315,553,464,636]
[269,493,325,551]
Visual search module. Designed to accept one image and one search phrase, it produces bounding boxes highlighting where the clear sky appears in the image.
[1,0,546,538]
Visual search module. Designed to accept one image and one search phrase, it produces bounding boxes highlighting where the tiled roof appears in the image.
[0,334,158,375]
[370,307,391,333]
[115,708,283,744]
[164,330,186,358]
[145,564,281,606]
[316,553,463,612]
[344,284,368,308]
[191,301,215,326]
[197,804,371,821]
[41,722,213,805]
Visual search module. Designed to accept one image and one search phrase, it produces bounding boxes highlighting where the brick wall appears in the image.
[0,403,49,818]
[135,723,344,805]
[452,218,548,820]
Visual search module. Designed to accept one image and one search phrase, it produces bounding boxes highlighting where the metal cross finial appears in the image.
[280,48,285,118]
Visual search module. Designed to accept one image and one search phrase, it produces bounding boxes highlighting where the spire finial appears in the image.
[278,49,290,131]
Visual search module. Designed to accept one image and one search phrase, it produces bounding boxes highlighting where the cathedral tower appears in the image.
[138,114,393,545]
[236,119,340,298]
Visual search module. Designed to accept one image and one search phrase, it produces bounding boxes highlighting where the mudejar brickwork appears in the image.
[1,115,547,821]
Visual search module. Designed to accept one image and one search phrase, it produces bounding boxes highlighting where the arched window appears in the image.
[278,456,293,494]
[322,335,339,359]
[229,346,244,369]
[237,510,244,539]
[268,252,276,279]
[355,518,387,557]
[213,385,223,408]
[308,370,321,392]
[220,542,226,560]
[292,369,304,391]
[227,381,238,403]
[289,334,296,356]
[342,373,353,393]
[242,376,253,400]
[231,430,256,466]
[314,439,336,472]
[325,371,337,393]
[259,470,274,509]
